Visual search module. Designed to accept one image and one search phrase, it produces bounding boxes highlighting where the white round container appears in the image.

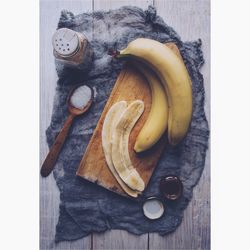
[142,197,165,220]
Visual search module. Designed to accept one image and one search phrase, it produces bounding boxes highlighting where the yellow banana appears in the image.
[117,38,192,145]
[132,62,169,152]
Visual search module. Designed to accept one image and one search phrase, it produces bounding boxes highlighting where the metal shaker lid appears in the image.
[52,28,80,57]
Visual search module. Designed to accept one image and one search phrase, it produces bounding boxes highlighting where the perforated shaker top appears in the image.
[52,28,80,57]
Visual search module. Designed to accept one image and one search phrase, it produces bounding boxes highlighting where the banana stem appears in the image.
[108,49,120,58]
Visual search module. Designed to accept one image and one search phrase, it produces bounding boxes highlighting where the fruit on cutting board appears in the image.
[102,101,140,197]
[115,38,192,145]
[111,100,145,192]
[132,62,169,153]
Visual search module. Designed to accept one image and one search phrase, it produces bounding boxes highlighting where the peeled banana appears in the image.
[117,38,192,145]
[111,100,145,192]
[102,101,139,197]
[132,62,169,153]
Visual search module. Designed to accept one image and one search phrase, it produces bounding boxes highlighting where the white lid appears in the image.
[52,28,79,57]
[143,197,165,220]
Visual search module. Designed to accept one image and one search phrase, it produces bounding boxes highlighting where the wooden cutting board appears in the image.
[77,43,183,197]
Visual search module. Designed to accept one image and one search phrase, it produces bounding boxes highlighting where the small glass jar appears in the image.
[52,28,93,71]
[160,175,183,201]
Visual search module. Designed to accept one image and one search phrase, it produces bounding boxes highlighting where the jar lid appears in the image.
[142,197,165,220]
[52,28,80,57]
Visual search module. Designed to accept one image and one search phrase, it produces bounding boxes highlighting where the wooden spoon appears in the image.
[40,84,94,177]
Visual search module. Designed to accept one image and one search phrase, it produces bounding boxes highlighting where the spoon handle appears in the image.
[41,114,75,177]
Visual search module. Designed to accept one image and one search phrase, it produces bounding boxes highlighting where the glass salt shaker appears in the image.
[52,28,93,71]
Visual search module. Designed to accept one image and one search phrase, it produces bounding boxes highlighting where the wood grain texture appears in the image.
[93,0,153,10]
[40,0,210,249]
[40,1,92,249]
[92,1,152,249]
[91,1,153,249]
[93,230,148,250]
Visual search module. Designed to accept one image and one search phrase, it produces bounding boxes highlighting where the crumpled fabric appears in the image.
[45,6,209,242]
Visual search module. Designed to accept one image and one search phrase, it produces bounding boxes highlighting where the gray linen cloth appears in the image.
[46,6,209,242]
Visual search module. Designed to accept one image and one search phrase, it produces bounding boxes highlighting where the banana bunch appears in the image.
[116,38,192,148]
[102,100,145,197]
[102,39,192,196]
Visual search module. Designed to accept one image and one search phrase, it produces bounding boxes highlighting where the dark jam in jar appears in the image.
[160,176,183,200]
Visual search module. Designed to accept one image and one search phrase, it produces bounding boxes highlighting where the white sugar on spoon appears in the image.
[70,85,93,110]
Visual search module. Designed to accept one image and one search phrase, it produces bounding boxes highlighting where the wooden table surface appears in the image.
[40,0,210,249]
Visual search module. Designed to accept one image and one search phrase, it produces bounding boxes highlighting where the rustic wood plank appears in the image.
[149,1,210,249]
[92,1,151,250]
[93,230,149,250]
[40,1,93,249]
[93,0,153,10]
